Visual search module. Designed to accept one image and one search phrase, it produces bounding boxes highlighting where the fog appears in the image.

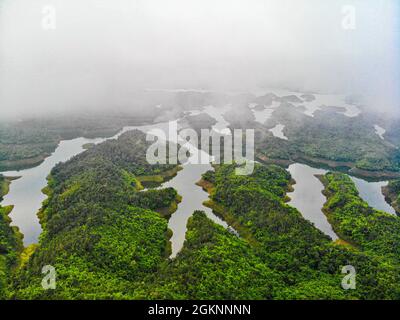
[0,0,399,119]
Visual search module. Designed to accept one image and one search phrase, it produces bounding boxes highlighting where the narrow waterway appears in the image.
[156,161,231,258]
[1,137,104,244]
[136,120,236,258]
[269,124,288,140]
[374,124,386,140]
[350,177,396,215]
[287,163,338,240]
[287,163,397,241]
[0,127,138,244]
[1,106,396,254]
[1,119,236,258]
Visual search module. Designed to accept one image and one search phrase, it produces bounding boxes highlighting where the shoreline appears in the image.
[256,153,400,180]
[382,185,400,215]
[315,174,357,249]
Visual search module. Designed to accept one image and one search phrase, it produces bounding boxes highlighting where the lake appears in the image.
[1,115,396,255]
[287,163,338,240]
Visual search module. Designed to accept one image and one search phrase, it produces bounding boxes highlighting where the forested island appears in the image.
[0,91,399,300]
[255,102,400,178]
[2,90,400,178]
[0,174,23,298]
[0,114,156,171]
[1,128,399,299]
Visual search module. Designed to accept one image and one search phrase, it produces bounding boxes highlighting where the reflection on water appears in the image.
[269,124,288,140]
[350,177,395,215]
[0,126,139,245]
[287,163,397,241]
[1,137,104,244]
[374,124,386,140]
[158,162,230,258]
[138,120,235,258]
[252,108,274,125]
[287,163,338,240]
[0,119,236,255]
[1,108,396,253]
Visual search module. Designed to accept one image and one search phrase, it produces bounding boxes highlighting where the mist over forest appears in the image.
[2,0,400,304]
[0,0,399,119]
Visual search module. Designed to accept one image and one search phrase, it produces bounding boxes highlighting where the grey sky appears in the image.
[0,0,399,118]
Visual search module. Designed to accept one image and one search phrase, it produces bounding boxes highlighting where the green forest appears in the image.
[0,174,23,298]
[1,130,399,299]
[384,179,400,214]
[255,104,400,175]
[0,115,153,171]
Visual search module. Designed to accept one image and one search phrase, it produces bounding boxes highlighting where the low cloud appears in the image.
[0,0,399,119]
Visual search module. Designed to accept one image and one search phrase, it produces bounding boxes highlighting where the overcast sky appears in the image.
[0,0,399,118]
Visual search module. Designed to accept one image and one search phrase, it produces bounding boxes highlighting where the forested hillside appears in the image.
[199,164,400,299]
[321,172,400,260]
[256,104,400,176]
[9,130,179,299]
[2,132,400,299]
[0,115,152,171]
[383,179,400,214]
[0,175,23,299]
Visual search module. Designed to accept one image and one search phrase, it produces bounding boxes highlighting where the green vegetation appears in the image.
[130,188,181,218]
[0,115,150,171]
[181,113,217,133]
[0,175,23,299]
[197,164,400,299]
[256,104,400,176]
[321,172,400,260]
[9,130,180,299]
[385,118,400,149]
[316,172,400,298]
[383,179,400,214]
[144,211,283,299]
[2,127,400,299]
[0,175,10,202]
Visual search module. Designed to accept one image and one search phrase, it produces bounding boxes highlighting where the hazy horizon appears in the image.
[0,0,399,119]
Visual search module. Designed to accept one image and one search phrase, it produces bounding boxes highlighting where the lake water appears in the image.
[269,124,288,140]
[1,109,396,253]
[287,163,338,240]
[253,88,361,118]
[249,101,279,125]
[1,137,104,244]
[287,163,396,241]
[0,126,141,244]
[136,120,236,258]
[374,124,386,140]
[350,176,395,215]
[0,120,236,259]
[157,162,232,258]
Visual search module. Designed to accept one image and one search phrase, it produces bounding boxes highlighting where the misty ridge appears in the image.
[0,0,399,121]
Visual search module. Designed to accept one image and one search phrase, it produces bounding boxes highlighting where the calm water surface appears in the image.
[1,137,104,244]
[287,163,338,240]
[350,177,395,215]
[1,120,235,258]
[287,163,396,241]
[1,111,396,252]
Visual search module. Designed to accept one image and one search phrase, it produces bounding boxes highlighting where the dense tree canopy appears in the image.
[1,130,400,300]
[256,104,400,174]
